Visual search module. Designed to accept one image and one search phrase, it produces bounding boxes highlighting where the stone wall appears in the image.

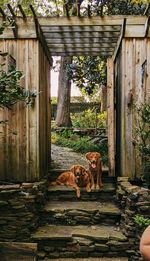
[116,177,150,261]
[0,180,48,242]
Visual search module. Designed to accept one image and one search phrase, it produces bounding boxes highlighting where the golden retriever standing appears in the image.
[85,152,103,190]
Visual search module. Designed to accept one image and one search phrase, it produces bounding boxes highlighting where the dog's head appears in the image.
[85,152,101,169]
[70,165,86,183]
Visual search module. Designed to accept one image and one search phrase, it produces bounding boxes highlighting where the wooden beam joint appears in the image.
[144,15,150,37]
[7,4,18,38]
[30,4,52,66]
[113,18,126,63]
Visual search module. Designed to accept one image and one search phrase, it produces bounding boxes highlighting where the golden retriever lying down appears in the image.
[86,152,103,190]
[51,165,91,198]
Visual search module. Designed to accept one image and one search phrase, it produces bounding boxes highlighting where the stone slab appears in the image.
[43,201,121,215]
[32,225,127,242]
[44,257,128,261]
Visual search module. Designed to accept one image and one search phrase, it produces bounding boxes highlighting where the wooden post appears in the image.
[107,58,115,176]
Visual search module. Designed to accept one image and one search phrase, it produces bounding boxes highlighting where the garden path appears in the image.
[51,144,89,170]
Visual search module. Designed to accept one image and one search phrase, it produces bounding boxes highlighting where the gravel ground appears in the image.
[51,144,89,170]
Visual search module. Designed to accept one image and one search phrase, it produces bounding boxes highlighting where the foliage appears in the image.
[51,130,108,165]
[133,215,150,231]
[134,102,150,184]
[71,109,107,128]
[0,64,24,109]
[67,56,106,96]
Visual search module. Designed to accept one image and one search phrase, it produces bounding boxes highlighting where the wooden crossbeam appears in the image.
[113,18,126,62]
[87,5,91,17]
[41,25,121,33]
[18,4,26,19]
[7,4,16,17]
[45,37,118,44]
[49,51,113,56]
[43,31,120,39]
[47,43,116,48]
[7,4,18,38]
[47,47,114,52]
[144,15,150,37]
[64,4,69,17]
[144,3,150,16]
[77,3,80,17]
[0,7,6,18]
[30,4,52,65]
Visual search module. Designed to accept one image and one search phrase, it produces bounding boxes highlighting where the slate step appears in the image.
[48,169,114,184]
[32,225,130,259]
[44,257,128,261]
[47,183,116,201]
[40,201,121,226]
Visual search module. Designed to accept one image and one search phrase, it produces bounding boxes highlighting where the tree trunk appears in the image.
[101,85,107,112]
[55,56,72,127]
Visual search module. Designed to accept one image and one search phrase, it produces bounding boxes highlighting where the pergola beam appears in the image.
[0,7,6,18]
[7,4,18,38]
[113,18,126,63]
[30,5,52,65]
[18,4,26,19]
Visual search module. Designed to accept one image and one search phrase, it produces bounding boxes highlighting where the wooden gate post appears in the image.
[107,58,115,176]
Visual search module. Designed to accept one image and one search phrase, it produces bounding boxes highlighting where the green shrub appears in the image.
[71,109,107,128]
[133,215,150,230]
[51,130,108,166]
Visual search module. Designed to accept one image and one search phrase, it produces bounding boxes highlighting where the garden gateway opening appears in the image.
[0,5,150,182]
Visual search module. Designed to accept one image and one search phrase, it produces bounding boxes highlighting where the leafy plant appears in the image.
[71,109,107,129]
[133,215,150,230]
[51,130,108,166]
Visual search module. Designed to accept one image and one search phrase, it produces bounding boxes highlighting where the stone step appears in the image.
[32,225,130,259]
[47,183,116,201]
[48,169,114,184]
[44,257,128,261]
[40,201,121,226]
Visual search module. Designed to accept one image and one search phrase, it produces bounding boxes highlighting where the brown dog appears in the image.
[70,165,91,193]
[85,152,102,190]
[51,170,81,198]
[51,165,91,198]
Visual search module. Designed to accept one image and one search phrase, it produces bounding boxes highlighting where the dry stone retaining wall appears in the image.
[116,177,150,261]
[0,180,48,242]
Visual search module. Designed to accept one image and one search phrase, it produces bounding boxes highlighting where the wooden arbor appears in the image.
[0,4,150,181]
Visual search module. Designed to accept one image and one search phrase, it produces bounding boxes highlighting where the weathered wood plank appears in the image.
[41,25,121,33]
[107,58,115,177]
[38,16,147,27]
[43,31,120,39]
[46,38,118,44]
[0,18,36,39]
[49,51,113,56]
[48,47,114,52]
[47,42,116,48]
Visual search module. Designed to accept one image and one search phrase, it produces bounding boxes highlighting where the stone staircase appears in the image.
[31,170,129,260]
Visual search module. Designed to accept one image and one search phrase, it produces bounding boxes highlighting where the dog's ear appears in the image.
[81,166,86,175]
[85,152,91,160]
[70,165,75,174]
[95,152,101,159]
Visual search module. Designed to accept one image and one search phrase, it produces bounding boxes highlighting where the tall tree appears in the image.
[55,57,72,127]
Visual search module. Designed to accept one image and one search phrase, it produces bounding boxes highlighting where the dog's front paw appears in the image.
[86,187,91,193]
[96,185,101,190]
[76,190,81,198]
[91,185,95,191]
